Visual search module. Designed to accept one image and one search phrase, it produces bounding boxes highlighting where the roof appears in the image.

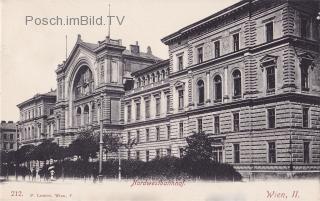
[161,0,250,44]
[0,122,16,130]
[132,59,170,76]
[17,89,56,108]
[123,50,162,61]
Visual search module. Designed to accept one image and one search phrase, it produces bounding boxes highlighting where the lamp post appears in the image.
[98,94,104,181]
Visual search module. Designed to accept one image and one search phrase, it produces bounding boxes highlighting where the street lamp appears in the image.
[98,94,104,181]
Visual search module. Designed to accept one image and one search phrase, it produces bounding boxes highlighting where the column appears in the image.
[206,71,211,103]
[223,66,229,102]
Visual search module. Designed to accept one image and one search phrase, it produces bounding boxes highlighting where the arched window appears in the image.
[197,80,205,104]
[146,75,150,85]
[92,103,97,122]
[137,78,141,88]
[151,73,155,83]
[32,126,35,139]
[28,127,31,139]
[232,70,241,97]
[84,105,89,125]
[161,70,166,80]
[157,71,161,81]
[142,76,146,86]
[214,75,222,102]
[76,107,82,126]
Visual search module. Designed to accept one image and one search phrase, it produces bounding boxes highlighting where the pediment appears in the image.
[174,80,185,89]
[259,54,278,70]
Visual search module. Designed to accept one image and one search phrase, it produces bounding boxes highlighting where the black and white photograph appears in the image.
[1,0,320,200]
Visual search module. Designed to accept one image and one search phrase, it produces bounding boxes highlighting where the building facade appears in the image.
[0,121,18,152]
[17,90,56,146]
[17,0,320,175]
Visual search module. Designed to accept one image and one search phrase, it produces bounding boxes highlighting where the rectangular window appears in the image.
[213,146,223,163]
[136,151,140,160]
[166,95,170,113]
[145,100,150,118]
[179,148,184,158]
[197,118,203,133]
[10,143,13,149]
[178,90,184,109]
[303,141,310,163]
[268,142,276,163]
[214,116,220,134]
[136,103,140,120]
[268,108,276,128]
[167,148,171,156]
[197,47,203,63]
[146,150,149,162]
[233,113,240,132]
[156,98,160,116]
[266,22,274,42]
[127,132,131,143]
[3,134,7,140]
[301,17,308,38]
[167,125,171,140]
[136,130,140,143]
[111,61,119,83]
[302,107,309,128]
[156,149,160,158]
[266,67,275,91]
[178,55,183,70]
[234,144,240,163]
[179,122,184,138]
[128,150,131,159]
[233,33,240,52]
[10,134,13,140]
[127,105,131,122]
[214,41,220,58]
[156,127,160,141]
[301,64,309,91]
[110,99,120,122]
[146,129,149,142]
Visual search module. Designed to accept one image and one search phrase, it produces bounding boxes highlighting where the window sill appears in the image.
[214,99,222,103]
[266,89,275,94]
[232,95,242,99]
[302,88,310,92]
[197,102,205,106]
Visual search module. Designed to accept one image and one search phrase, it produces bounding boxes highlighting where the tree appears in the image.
[32,140,60,165]
[69,128,99,162]
[16,144,36,163]
[183,132,214,161]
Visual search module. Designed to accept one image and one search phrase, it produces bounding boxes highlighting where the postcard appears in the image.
[1,0,320,201]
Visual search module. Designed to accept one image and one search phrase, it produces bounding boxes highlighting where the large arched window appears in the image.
[161,70,166,80]
[197,80,205,104]
[157,71,161,82]
[137,78,141,88]
[73,66,94,99]
[151,73,155,83]
[142,76,146,86]
[76,107,82,127]
[92,103,97,122]
[214,75,222,102]
[84,105,89,125]
[233,70,241,97]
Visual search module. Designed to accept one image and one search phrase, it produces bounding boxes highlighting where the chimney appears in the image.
[1,121,6,124]
[8,121,13,123]
[130,41,140,54]
[147,46,152,54]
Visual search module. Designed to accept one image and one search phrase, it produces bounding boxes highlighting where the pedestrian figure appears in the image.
[32,168,36,181]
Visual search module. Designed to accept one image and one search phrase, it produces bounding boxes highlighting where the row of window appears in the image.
[233,141,311,164]
[2,143,14,150]
[135,68,169,88]
[127,123,184,143]
[128,147,184,161]
[127,94,170,122]
[21,107,42,121]
[196,107,310,134]
[2,133,14,140]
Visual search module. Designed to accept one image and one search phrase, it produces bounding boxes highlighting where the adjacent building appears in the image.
[0,121,18,152]
[17,0,320,176]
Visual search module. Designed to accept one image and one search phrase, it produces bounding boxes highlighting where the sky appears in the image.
[1,0,239,122]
